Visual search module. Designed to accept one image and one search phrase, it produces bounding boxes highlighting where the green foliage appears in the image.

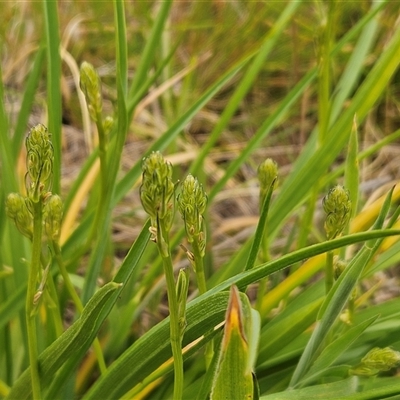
[2,1,400,400]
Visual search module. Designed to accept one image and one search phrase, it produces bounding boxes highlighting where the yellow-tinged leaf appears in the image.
[211,286,260,400]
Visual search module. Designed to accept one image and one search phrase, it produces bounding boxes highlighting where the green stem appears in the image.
[191,238,213,368]
[325,249,334,294]
[192,239,207,296]
[87,115,108,247]
[52,241,107,375]
[158,223,183,400]
[26,201,43,400]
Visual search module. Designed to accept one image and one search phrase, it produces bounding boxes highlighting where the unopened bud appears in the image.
[140,152,175,231]
[5,193,33,239]
[323,185,351,239]
[258,159,278,210]
[43,194,63,241]
[177,174,207,248]
[25,124,54,202]
[80,61,103,122]
[350,347,400,376]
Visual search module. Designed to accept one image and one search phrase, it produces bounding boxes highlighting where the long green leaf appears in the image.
[261,377,359,399]
[301,315,379,386]
[12,45,45,160]
[127,0,173,110]
[267,7,400,237]
[83,291,233,399]
[289,188,395,388]
[43,220,151,399]
[114,53,252,204]
[189,0,301,176]
[82,228,400,399]
[43,0,62,194]
[245,178,276,272]
[6,282,120,400]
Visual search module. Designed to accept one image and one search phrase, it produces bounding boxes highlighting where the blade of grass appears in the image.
[288,188,395,388]
[82,229,400,400]
[43,0,62,194]
[302,315,378,386]
[208,67,315,202]
[268,21,400,238]
[244,178,276,271]
[127,0,173,111]
[11,44,45,160]
[81,0,129,304]
[261,377,359,399]
[114,53,252,204]
[6,282,121,400]
[189,0,302,177]
[45,220,151,399]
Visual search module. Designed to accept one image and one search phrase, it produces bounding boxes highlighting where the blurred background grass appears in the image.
[2,0,400,297]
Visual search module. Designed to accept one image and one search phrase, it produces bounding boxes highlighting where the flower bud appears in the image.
[177,175,207,248]
[333,256,347,280]
[80,61,103,122]
[43,194,63,241]
[25,124,54,202]
[103,116,114,135]
[6,193,33,239]
[140,152,175,231]
[257,159,278,209]
[350,347,400,376]
[176,267,190,336]
[323,185,351,239]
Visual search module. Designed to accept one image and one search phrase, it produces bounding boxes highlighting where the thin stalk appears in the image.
[325,250,334,294]
[86,116,108,248]
[52,241,107,375]
[191,237,213,369]
[158,223,183,400]
[192,239,207,296]
[26,201,43,400]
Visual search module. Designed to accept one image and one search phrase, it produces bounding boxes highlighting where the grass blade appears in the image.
[43,0,62,194]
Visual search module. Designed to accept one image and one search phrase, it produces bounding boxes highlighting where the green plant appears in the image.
[2,1,400,399]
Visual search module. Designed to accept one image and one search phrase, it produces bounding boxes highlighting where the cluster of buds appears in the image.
[6,124,63,242]
[140,152,175,249]
[25,124,54,203]
[350,347,400,376]
[79,61,103,122]
[323,185,351,240]
[177,174,207,257]
[257,158,278,208]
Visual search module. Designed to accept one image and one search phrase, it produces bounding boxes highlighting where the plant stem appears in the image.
[87,116,108,248]
[325,250,334,294]
[158,223,183,400]
[52,241,107,374]
[192,239,207,296]
[191,238,214,368]
[27,201,43,400]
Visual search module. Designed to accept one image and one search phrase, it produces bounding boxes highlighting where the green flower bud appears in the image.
[323,185,351,239]
[103,116,114,135]
[177,175,207,249]
[257,158,278,211]
[25,124,54,202]
[5,193,33,240]
[176,267,190,336]
[362,347,400,371]
[80,61,103,122]
[350,347,400,376]
[43,194,63,241]
[333,256,347,280]
[140,152,175,231]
